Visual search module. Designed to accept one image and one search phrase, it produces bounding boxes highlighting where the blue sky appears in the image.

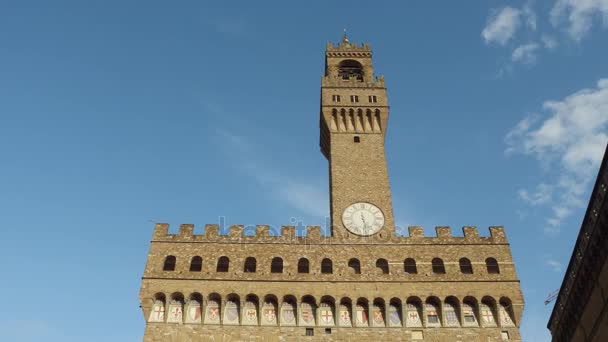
[1,1,607,341]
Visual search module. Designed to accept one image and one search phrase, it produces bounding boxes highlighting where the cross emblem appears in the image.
[153,306,164,320]
[408,312,419,321]
[321,310,332,323]
[482,310,494,323]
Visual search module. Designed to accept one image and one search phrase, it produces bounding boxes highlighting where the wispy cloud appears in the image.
[545,259,562,272]
[550,0,608,41]
[215,128,328,218]
[505,79,608,234]
[482,7,522,45]
[512,43,540,64]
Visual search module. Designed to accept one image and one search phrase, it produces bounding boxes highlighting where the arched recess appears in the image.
[163,255,176,271]
[388,298,402,327]
[405,297,423,327]
[148,293,166,323]
[480,296,498,327]
[321,258,333,274]
[244,257,257,273]
[372,298,386,327]
[499,297,516,327]
[355,298,369,327]
[486,257,500,274]
[261,295,278,325]
[338,298,353,327]
[205,293,221,325]
[298,258,309,273]
[223,293,240,325]
[462,296,479,327]
[242,294,259,326]
[167,292,184,323]
[271,257,283,273]
[300,295,316,326]
[189,256,202,272]
[444,296,461,327]
[404,258,417,274]
[432,258,446,274]
[459,257,473,274]
[318,296,335,326]
[185,293,203,324]
[348,258,361,274]
[376,258,389,274]
[425,296,442,327]
[216,256,229,272]
[280,295,297,326]
[338,59,364,81]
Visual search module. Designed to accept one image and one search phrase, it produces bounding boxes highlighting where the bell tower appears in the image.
[320,34,395,238]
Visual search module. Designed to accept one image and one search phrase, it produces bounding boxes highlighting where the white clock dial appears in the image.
[342,202,385,236]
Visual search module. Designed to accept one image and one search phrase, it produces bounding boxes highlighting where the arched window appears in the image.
[444,297,460,327]
[271,257,283,273]
[148,293,166,322]
[244,257,257,273]
[338,60,363,81]
[462,297,479,327]
[298,258,309,273]
[404,258,417,274]
[376,258,389,274]
[163,255,176,271]
[499,297,515,326]
[459,258,473,274]
[432,258,446,274]
[486,257,500,274]
[216,256,229,272]
[480,297,497,326]
[348,258,361,274]
[321,258,333,274]
[189,256,202,272]
[425,297,442,327]
[405,297,422,327]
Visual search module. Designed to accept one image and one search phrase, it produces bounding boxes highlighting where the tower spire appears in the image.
[342,28,349,44]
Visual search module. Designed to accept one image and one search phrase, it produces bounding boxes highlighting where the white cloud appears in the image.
[215,128,329,218]
[506,79,608,233]
[541,34,559,49]
[523,2,538,30]
[546,259,562,272]
[512,43,540,64]
[518,183,553,205]
[550,0,608,41]
[482,7,522,45]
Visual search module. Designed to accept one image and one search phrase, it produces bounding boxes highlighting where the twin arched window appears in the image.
[348,258,361,274]
[459,258,473,274]
[271,257,283,273]
[486,258,500,274]
[217,256,229,272]
[244,257,257,273]
[404,258,417,274]
[189,256,202,272]
[163,255,176,271]
[321,258,333,274]
[298,258,309,273]
[432,258,446,274]
[376,258,389,274]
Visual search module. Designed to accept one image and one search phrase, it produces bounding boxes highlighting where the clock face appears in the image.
[342,202,385,236]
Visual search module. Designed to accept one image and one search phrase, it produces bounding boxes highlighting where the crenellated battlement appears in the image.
[151,223,509,244]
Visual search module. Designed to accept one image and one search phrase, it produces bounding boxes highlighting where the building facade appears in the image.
[547,145,608,342]
[139,36,524,341]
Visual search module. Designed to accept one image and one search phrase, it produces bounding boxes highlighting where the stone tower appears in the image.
[320,34,394,239]
[139,36,525,341]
